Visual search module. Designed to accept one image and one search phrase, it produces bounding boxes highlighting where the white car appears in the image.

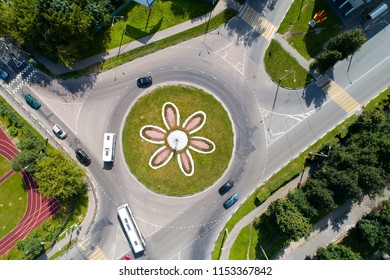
[52,124,67,139]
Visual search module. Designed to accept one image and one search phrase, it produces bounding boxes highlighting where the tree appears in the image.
[327,29,366,59]
[357,165,385,198]
[16,235,44,260]
[357,205,390,255]
[320,166,362,203]
[0,0,112,67]
[34,148,85,201]
[311,50,342,74]
[267,199,312,241]
[306,181,336,211]
[288,189,318,218]
[316,244,362,260]
[12,137,44,172]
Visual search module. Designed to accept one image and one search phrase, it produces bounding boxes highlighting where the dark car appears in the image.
[218,180,234,196]
[136,76,152,87]
[76,148,91,166]
[223,193,239,209]
[24,94,41,109]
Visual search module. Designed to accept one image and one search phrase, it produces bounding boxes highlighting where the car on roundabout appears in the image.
[218,180,234,196]
[136,76,152,88]
[223,193,239,209]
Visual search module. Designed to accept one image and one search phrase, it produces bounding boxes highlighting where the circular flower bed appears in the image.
[122,85,234,196]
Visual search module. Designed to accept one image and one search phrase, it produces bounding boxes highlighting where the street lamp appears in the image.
[309,145,331,158]
[280,70,296,83]
[111,15,124,27]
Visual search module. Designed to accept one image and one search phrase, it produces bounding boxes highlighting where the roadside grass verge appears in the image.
[87,0,215,58]
[278,0,343,60]
[58,9,238,79]
[264,40,313,89]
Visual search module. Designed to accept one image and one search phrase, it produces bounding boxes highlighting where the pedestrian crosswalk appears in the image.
[77,237,107,260]
[238,4,277,41]
[316,76,360,114]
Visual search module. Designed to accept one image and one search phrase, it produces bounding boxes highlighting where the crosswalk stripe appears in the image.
[321,80,360,114]
[239,4,277,41]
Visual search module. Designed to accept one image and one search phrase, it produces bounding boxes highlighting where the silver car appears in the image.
[52,124,67,139]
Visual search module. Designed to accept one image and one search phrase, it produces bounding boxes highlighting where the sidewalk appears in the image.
[29,0,241,76]
[219,167,311,260]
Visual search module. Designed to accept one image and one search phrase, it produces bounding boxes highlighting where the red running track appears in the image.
[0,129,60,256]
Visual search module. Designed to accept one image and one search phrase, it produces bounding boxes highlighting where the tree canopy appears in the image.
[0,0,112,67]
[316,244,362,260]
[34,148,86,201]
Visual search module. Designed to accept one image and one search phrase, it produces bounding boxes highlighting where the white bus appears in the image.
[117,204,145,254]
[102,133,116,162]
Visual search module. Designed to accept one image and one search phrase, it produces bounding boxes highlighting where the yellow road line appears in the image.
[323,80,360,114]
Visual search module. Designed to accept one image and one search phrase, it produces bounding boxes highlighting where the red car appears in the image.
[122,255,131,260]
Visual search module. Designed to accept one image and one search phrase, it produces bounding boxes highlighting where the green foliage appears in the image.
[1,0,111,67]
[305,180,336,211]
[327,29,366,59]
[35,148,86,201]
[266,199,312,241]
[288,189,318,218]
[9,127,19,137]
[357,204,390,255]
[316,244,362,260]
[16,233,44,260]
[311,29,366,73]
[311,49,342,74]
[12,137,44,172]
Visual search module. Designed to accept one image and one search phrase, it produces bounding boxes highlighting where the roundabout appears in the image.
[123,85,234,196]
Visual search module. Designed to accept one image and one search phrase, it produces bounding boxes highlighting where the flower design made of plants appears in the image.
[140,102,216,176]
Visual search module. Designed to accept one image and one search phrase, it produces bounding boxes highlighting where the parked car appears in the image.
[136,76,152,87]
[0,69,8,80]
[122,255,131,260]
[24,94,41,109]
[218,180,234,196]
[75,148,91,166]
[223,193,239,209]
[52,124,67,139]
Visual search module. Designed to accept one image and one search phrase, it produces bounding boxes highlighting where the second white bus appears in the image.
[102,133,116,162]
[117,204,145,254]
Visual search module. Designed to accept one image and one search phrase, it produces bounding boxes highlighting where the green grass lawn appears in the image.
[264,40,312,88]
[0,155,12,178]
[0,172,27,240]
[122,85,234,196]
[88,0,215,58]
[278,0,343,60]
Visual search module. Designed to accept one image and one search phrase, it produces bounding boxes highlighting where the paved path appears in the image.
[277,188,390,260]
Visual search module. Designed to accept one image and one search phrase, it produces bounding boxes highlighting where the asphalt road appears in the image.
[1,0,390,260]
